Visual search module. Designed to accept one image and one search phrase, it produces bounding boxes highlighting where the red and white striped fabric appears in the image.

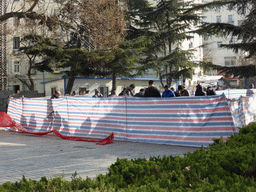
[216,89,256,100]
[5,94,246,147]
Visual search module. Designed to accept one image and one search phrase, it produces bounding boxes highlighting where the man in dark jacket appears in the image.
[195,84,205,96]
[119,84,135,96]
[135,88,145,97]
[178,85,189,96]
[144,80,161,97]
[206,86,216,96]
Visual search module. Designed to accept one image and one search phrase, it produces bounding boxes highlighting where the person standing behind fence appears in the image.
[162,85,176,97]
[93,89,103,98]
[178,85,189,96]
[171,87,180,97]
[134,88,145,97]
[51,90,61,99]
[195,84,205,96]
[118,84,135,96]
[144,80,161,97]
[206,86,216,96]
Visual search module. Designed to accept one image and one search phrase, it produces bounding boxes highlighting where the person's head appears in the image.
[178,85,183,91]
[140,88,145,93]
[164,85,169,90]
[171,87,175,91]
[129,84,135,90]
[95,89,99,95]
[149,80,154,86]
[55,90,61,98]
[196,84,202,92]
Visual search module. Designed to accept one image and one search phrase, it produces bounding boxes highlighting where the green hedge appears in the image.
[1,123,256,191]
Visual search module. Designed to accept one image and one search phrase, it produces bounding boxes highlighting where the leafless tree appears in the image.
[58,0,127,50]
[54,0,127,94]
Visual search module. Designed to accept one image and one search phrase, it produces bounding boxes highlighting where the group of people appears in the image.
[114,80,192,98]
[195,84,216,96]
[51,80,216,99]
[116,80,216,98]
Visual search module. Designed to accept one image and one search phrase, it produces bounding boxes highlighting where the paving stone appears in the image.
[0,129,199,184]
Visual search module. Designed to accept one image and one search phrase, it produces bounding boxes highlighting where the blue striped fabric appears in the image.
[228,94,256,128]
[216,89,256,99]
[7,94,252,147]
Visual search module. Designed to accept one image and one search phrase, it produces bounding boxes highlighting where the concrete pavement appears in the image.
[0,129,199,184]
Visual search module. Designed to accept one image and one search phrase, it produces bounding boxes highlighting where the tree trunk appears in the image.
[27,73,34,91]
[159,72,165,88]
[111,71,117,92]
[65,70,75,95]
[15,76,31,91]
[28,58,34,91]
[24,58,34,91]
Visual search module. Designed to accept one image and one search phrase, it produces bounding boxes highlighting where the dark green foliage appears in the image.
[191,0,256,78]
[212,64,256,78]
[1,123,256,191]
[127,0,202,87]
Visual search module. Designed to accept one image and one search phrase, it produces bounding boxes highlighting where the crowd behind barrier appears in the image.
[6,92,256,147]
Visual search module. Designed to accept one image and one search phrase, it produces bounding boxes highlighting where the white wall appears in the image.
[202,0,246,67]
[43,78,180,97]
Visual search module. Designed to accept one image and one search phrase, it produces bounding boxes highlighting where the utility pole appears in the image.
[0,0,7,90]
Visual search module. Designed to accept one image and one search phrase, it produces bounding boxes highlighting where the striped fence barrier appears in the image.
[216,89,256,100]
[6,94,252,147]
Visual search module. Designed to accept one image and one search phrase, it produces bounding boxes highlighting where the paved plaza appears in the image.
[0,129,200,184]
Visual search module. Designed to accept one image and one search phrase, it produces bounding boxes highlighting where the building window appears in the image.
[13,37,20,50]
[227,15,234,23]
[217,41,222,48]
[216,16,221,23]
[224,57,236,66]
[14,61,20,73]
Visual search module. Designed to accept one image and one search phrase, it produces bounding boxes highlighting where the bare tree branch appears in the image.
[0,0,41,22]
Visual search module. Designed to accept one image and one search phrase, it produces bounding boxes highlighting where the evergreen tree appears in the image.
[190,0,256,78]
[132,0,201,87]
[52,0,127,95]
[16,35,56,91]
[103,36,147,92]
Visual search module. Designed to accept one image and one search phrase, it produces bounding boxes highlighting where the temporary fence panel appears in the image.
[216,89,256,100]
[6,95,243,147]
[228,94,256,128]
[125,96,238,147]
[7,97,126,140]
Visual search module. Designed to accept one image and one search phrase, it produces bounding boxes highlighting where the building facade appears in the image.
[201,0,246,71]
[0,0,63,93]
[1,0,204,96]
[0,0,7,91]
